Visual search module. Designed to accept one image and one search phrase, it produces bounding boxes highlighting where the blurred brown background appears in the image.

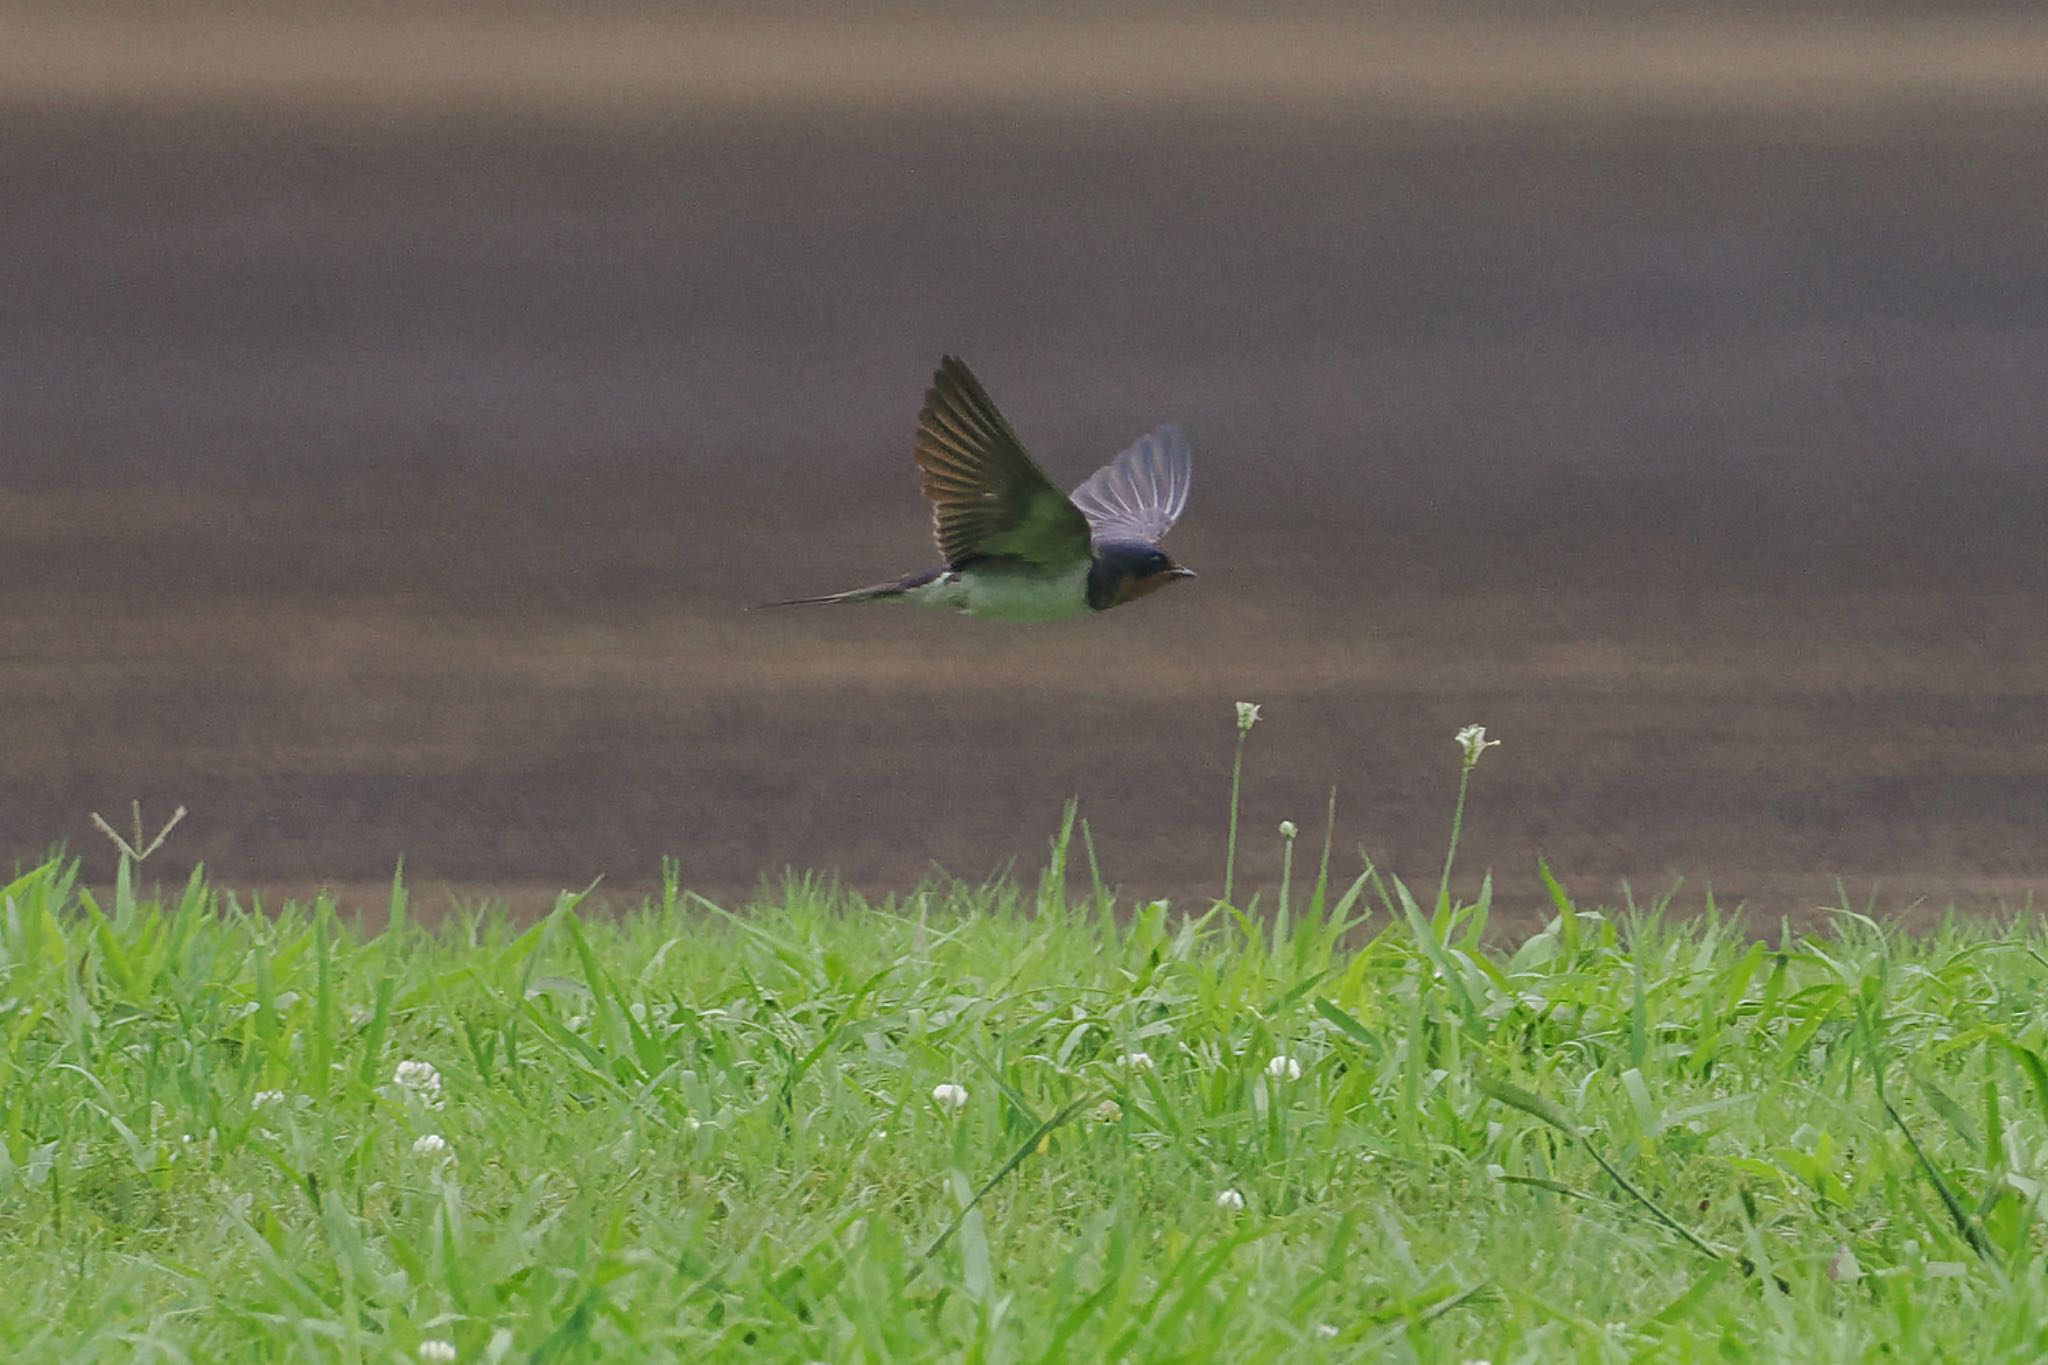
[7,3,2048,919]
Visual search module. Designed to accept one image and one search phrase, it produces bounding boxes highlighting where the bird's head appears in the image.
[1088,541,1197,611]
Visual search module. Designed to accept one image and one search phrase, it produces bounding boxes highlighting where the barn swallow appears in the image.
[760,356,1195,619]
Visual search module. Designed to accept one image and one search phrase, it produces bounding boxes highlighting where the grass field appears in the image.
[6,732,2048,1361]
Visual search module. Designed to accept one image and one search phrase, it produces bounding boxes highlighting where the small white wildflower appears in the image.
[418,1342,458,1364]
[1235,701,1262,733]
[1266,1054,1303,1081]
[1119,1051,1154,1071]
[1215,1187,1245,1211]
[252,1089,286,1107]
[630,1000,680,1028]
[1092,1099,1123,1122]
[412,1133,451,1158]
[1315,1323,1339,1339]
[393,1060,442,1098]
[931,1082,968,1112]
[1278,820,1298,840]
[1454,724,1500,768]
[685,1116,703,1132]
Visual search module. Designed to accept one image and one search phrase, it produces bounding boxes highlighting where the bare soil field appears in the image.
[5,10,2048,919]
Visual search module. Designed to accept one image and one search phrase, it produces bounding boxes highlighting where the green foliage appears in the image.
[5,776,2048,1357]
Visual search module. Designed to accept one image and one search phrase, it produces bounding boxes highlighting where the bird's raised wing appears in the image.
[915,356,1093,570]
[1070,424,1192,546]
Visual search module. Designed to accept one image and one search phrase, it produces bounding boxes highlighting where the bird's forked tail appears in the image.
[751,568,944,610]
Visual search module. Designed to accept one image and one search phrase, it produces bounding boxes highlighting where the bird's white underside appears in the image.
[905,561,1093,620]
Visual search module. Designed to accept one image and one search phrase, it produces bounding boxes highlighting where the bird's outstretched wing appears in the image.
[1070,424,1192,546]
[916,357,1093,570]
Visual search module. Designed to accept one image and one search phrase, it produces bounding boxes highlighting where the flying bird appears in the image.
[761,356,1195,619]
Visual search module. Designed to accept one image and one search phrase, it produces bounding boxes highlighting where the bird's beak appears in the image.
[1169,566,1197,579]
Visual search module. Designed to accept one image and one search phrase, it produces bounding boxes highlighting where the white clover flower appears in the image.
[1278,820,1298,841]
[418,1342,458,1364]
[1235,701,1262,733]
[931,1082,968,1112]
[252,1089,286,1107]
[412,1133,451,1158]
[393,1060,442,1098]
[1454,724,1500,768]
[1118,1051,1154,1071]
[1266,1054,1303,1081]
[1215,1187,1245,1211]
